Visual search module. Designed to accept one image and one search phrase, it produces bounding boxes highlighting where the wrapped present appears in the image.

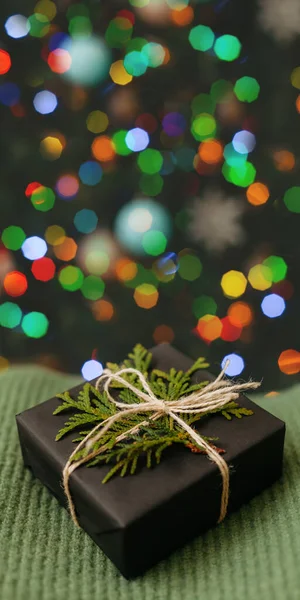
[16,344,285,578]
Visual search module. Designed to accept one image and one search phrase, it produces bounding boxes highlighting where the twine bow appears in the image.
[63,364,260,527]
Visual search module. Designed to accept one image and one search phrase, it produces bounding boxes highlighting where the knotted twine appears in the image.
[63,364,260,527]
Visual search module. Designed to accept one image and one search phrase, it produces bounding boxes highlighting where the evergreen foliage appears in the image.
[54,344,253,482]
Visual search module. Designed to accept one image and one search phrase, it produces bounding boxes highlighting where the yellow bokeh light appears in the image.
[134,284,159,309]
[291,66,300,89]
[40,136,63,160]
[34,0,57,20]
[221,270,247,298]
[86,110,109,134]
[109,60,133,86]
[248,264,272,291]
[45,225,66,246]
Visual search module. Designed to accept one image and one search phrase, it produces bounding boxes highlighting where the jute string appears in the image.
[62,364,260,527]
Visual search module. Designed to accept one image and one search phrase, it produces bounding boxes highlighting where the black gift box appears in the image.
[16,344,285,578]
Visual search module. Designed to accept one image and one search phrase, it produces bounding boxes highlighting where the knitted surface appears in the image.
[0,366,299,600]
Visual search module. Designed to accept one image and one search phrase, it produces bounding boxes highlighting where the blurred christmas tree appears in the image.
[1,0,300,390]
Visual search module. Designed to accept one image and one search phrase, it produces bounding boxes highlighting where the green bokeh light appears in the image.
[141,42,165,67]
[69,16,92,38]
[58,266,84,291]
[22,312,49,338]
[142,230,167,256]
[284,187,300,213]
[214,34,241,62]
[81,275,105,300]
[189,25,215,52]
[193,295,217,319]
[222,161,256,187]
[124,51,148,77]
[223,143,248,167]
[234,76,260,103]
[28,13,50,38]
[105,17,133,49]
[112,130,132,156]
[31,186,55,212]
[0,302,22,329]
[178,255,202,281]
[191,93,215,115]
[137,149,163,174]
[191,113,216,140]
[263,256,287,283]
[140,173,163,196]
[2,226,26,250]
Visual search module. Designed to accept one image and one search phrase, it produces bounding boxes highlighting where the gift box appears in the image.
[16,344,285,579]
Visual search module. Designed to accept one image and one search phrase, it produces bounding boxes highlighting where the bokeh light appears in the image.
[92,299,114,321]
[5,14,30,38]
[263,256,287,282]
[221,353,244,376]
[33,90,57,114]
[22,236,47,260]
[81,276,105,300]
[189,25,214,52]
[114,198,171,255]
[234,76,260,102]
[81,359,103,381]
[74,209,98,234]
[58,265,84,291]
[278,350,300,375]
[214,35,241,62]
[22,311,49,338]
[31,257,56,282]
[125,128,149,151]
[0,50,12,75]
[196,315,222,342]
[4,271,28,297]
[62,35,110,86]
[110,60,133,85]
[0,302,22,329]
[30,186,55,212]
[153,324,174,344]
[248,264,272,291]
[86,110,109,133]
[246,182,269,206]
[227,302,253,327]
[261,294,285,318]
[134,283,158,308]
[221,270,247,298]
[284,187,300,213]
[91,136,116,162]
[2,226,26,250]
[79,161,102,185]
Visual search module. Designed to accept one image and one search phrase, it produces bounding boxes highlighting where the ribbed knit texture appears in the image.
[0,366,299,600]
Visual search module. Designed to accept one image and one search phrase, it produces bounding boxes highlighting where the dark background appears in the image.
[1,0,300,391]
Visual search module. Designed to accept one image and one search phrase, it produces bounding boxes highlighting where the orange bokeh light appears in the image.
[134,284,158,309]
[246,182,269,206]
[54,237,77,261]
[153,324,174,344]
[278,349,300,375]
[296,95,300,113]
[198,139,223,164]
[92,299,114,321]
[92,136,116,162]
[4,271,28,297]
[115,258,137,281]
[273,150,295,172]
[196,315,222,343]
[171,5,194,26]
[227,301,253,327]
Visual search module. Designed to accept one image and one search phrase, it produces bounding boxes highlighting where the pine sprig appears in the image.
[54,344,253,481]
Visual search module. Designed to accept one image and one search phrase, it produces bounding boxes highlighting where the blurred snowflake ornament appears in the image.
[188,190,246,253]
[258,0,300,42]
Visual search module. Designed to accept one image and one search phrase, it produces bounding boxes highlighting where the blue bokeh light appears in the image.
[5,14,29,38]
[22,236,47,260]
[261,293,285,318]
[125,128,149,152]
[232,130,256,154]
[81,359,103,381]
[33,90,57,115]
[74,209,98,234]
[221,353,245,377]
[79,161,102,185]
[0,83,20,106]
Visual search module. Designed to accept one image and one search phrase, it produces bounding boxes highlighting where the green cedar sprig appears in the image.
[54,344,253,482]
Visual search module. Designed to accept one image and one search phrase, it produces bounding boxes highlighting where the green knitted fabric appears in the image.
[1,366,299,600]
